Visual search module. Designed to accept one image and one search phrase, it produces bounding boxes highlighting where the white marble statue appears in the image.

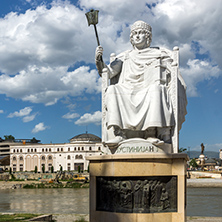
[95,21,187,152]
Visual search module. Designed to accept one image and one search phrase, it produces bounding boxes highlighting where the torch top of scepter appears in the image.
[85,9,99,26]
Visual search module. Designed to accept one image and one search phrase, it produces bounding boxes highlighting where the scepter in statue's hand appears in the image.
[85,9,104,76]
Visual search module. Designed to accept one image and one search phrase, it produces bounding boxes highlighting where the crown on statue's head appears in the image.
[131,21,152,33]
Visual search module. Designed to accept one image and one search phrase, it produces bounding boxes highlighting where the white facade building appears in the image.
[10,133,105,172]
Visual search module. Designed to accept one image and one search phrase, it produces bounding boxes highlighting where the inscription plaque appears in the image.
[96,176,177,213]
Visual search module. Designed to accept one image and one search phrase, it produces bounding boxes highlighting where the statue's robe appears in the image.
[105,47,181,131]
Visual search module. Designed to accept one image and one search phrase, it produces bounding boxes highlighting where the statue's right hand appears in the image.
[95,46,103,61]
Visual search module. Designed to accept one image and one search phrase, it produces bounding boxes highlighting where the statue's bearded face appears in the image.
[130,28,151,49]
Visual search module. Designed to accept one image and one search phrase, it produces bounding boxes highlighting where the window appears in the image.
[67,163,71,171]
[20,164,23,172]
[13,149,15,153]
[89,147,92,151]
[78,147,80,151]
[35,149,37,152]
[13,157,16,161]
[49,148,51,152]
[46,148,48,152]
[13,164,16,172]
[98,147,101,151]
[28,149,30,152]
[42,156,45,160]
[75,155,78,159]
[79,155,83,159]
[82,147,84,151]
[74,147,76,151]
[31,149,33,152]
[61,148,63,152]
[20,149,22,153]
[48,156,52,160]
[20,156,23,161]
[68,147,70,151]
[48,163,52,171]
[17,149,19,152]
[57,148,59,152]
[67,155,71,160]
[42,148,44,152]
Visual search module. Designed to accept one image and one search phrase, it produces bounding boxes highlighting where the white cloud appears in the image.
[32,122,48,133]
[181,59,220,97]
[23,113,37,122]
[62,112,79,119]
[8,107,32,118]
[0,110,3,114]
[75,111,102,126]
[0,0,221,104]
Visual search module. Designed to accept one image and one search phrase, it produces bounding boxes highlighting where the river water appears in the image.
[0,187,221,216]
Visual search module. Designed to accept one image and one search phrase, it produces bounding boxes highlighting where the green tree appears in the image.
[42,164,45,173]
[189,158,198,168]
[34,166,38,173]
[4,135,15,141]
[179,147,187,153]
[51,166,54,173]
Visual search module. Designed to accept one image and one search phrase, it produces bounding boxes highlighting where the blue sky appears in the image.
[0,0,222,153]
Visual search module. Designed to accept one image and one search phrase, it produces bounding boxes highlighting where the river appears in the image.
[0,187,221,216]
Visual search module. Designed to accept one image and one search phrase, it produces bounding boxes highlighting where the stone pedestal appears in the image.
[87,153,188,222]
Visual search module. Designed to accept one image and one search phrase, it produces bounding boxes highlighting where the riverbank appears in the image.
[0,180,89,189]
[187,178,222,187]
[1,178,222,189]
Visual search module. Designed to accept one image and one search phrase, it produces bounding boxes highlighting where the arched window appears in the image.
[89,147,92,151]
[75,155,78,159]
[74,147,76,151]
[79,155,83,159]
[20,149,22,153]
[61,148,63,152]
[27,149,30,152]
[67,155,71,160]
[35,149,37,152]
[13,157,16,161]
[98,147,101,151]
[46,148,48,152]
[42,148,44,152]
[68,147,70,151]
[78,147,80,151]
[13,149,15,153]
[17,149,19,152]
[31,149,33,152]
[49,148,51,152]
[48,156,52,160]
[20,156,23,161]
[82,147,84,151]
[42,156,45,160]
[57,148,59,152]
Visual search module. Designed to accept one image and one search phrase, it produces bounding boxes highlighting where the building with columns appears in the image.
[10,133,105,172]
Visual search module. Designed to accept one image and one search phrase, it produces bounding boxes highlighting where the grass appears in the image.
[74,216,88,222]
[0,213,40,221]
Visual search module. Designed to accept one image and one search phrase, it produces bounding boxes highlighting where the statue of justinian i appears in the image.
[95,20,187,153]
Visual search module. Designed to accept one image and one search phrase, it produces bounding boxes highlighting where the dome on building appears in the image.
[69,132,101,143]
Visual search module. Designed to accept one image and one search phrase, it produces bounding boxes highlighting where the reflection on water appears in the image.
[187,187,222,217]
[0,187,222,216]
[0,189,89,214]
